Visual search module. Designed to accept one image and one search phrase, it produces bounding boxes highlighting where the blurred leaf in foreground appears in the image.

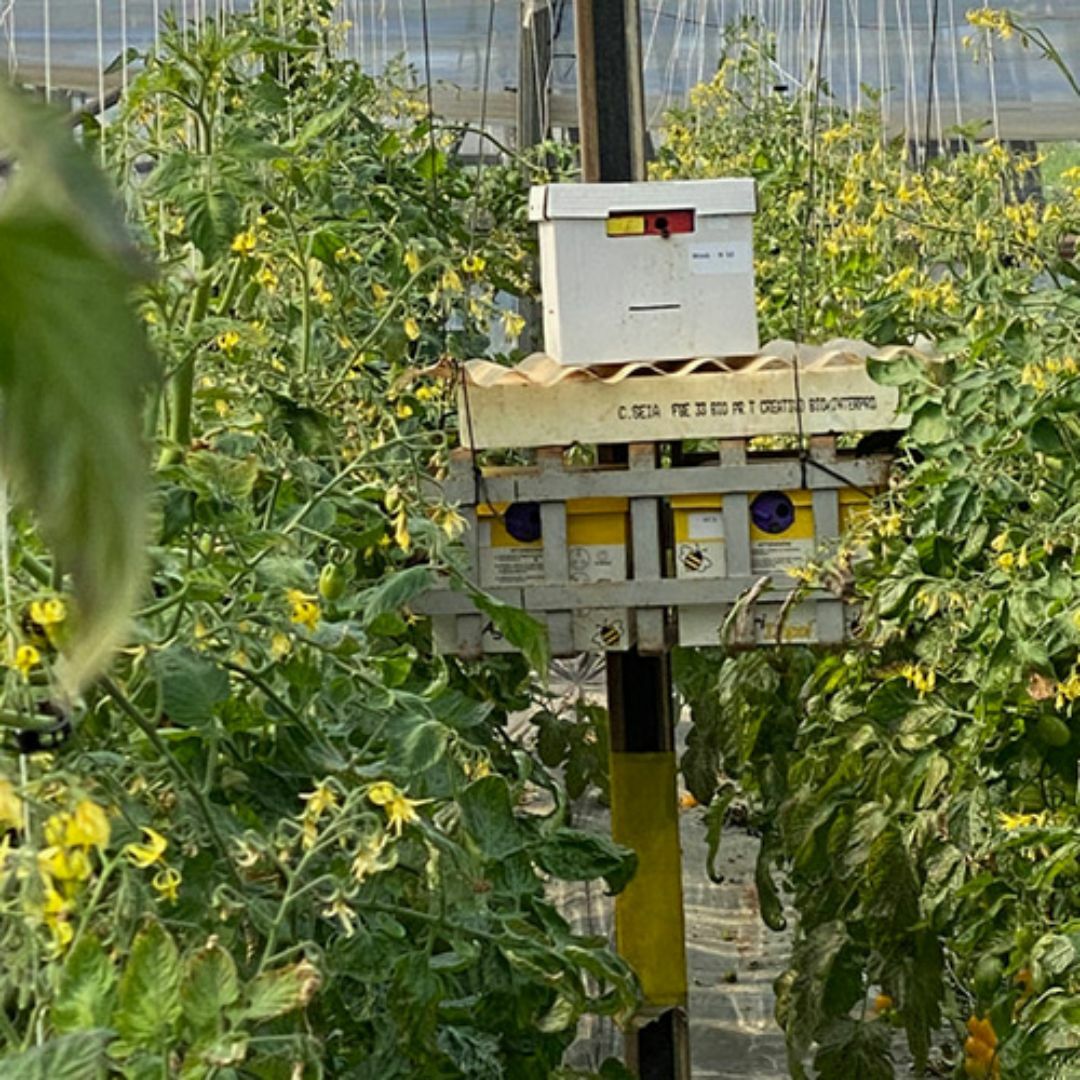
[0,86,157,692]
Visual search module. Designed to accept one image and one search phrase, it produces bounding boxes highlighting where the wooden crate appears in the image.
[419,436,890,658]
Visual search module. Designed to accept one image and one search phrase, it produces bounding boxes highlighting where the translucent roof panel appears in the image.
[5,1,1080,139]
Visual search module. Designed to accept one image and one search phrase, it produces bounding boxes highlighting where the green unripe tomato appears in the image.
[973,954,1003,1001]
[318,563,348,602]
[1036,714,1072,748]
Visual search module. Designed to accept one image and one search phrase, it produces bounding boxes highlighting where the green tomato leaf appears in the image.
[536,827,637,894]
[153,646,230,728]
[468,588,551,678]
[457,775,525,860]
[51,935,116,1033]
[114,922,182,1048]
[0,1031,111,1080]
[362,565,435,623]
[907,403,950,445]
[397,719,449,773]
[866,352,924,387]
[237,960,320,1023]
[181,940,240,1041]
[1029,416,1065,454]
[0,87,157,692]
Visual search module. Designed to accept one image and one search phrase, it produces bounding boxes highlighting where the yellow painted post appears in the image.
[610,752,688,1009]
[606,649,691,1078]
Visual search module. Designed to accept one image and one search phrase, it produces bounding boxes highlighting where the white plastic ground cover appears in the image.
[5,0,1080,140]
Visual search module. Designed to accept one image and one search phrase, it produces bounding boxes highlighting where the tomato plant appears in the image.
[669,17,1080,1080]
[0,2,636,1077]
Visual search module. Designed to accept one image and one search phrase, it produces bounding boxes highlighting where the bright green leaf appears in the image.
[113,922,182,1048]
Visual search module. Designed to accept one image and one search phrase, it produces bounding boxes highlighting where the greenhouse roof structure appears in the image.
[4,0,1080,140]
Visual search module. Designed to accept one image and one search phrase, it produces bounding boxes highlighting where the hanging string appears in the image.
[41,0,51,100]
[95,0,107,162]
[1,0,14,82]
[946,0,965,136]
[121,0,130,100]
[986,27,1001,142]
[418,0,439,203]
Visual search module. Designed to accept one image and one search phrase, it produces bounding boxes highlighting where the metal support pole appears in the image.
[574,3,690,1074]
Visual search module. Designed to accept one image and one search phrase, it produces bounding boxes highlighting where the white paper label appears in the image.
[479,546,545,587]
[750,537,815,575]
[687,511,724,540]
[689,241,752,275]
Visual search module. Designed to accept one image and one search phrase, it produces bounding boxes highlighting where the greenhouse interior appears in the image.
[4,1,1080,1078]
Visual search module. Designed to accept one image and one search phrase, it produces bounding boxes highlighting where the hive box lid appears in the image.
[528,178,757,222]
[457,340,932,450]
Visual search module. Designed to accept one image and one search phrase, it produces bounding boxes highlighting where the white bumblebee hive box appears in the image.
[529,179,759,366]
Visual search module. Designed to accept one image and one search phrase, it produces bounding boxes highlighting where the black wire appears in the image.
[923,0,942,168]
[457,0,499,520]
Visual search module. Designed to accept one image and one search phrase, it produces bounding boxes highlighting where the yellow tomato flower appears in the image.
[286,589,320,632]
[0,781,21,829]
[461,253,486,275]
[393,511,411,553]
[40,883,73,951]
[1056,670,1080,707]
[152,866,181,903]
[301,781,339,819]
[372,282,391,305]
[323,894,357,935]
[67,800,110,850]
[996,551,1015,572]
[403,317,421,342]
[998,810,1047,831]
[0,780,22,830]
[216,329,241,354]
[231,229,258,255]
[440,268,463,293]
[270,632,292,660]
[12,644,40,681]
[29,598,66,627]
[255,264,279,292]
[966,7,1013,38]
[124,827,168,868]
[367,781,431,835]
[39,845,92,883]
[404,249,422,275]
[900,664,936,696]
[351,833,395,883]
[396,402,413,419]
[501,310,527,340]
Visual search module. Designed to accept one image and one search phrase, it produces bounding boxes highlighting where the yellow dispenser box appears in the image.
[476,498,632,653]
[671,494,726,579]
[749,489,815,575]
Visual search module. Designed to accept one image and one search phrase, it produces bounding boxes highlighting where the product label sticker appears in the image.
[568,544,627,583]
[687,510,724,540]
[750,537,815,575]
[689,241,752,275]
[479,547,545,588]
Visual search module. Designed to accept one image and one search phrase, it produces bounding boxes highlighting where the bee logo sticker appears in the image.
[678,543,712,574]
[592,620,625,650]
